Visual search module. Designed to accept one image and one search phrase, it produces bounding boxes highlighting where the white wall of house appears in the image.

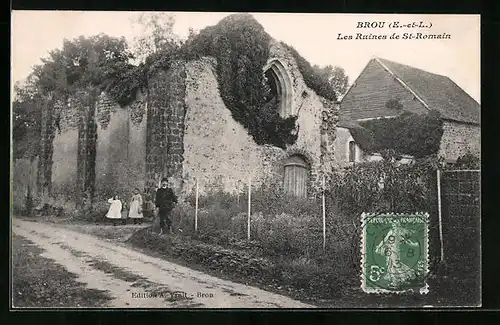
[333,127,414,168]
[333,127,361,168]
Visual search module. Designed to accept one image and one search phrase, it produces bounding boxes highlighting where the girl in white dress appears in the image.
[128,188,144,224]
[106,195,122,226]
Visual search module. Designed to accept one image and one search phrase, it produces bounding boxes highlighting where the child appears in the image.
[121,201,128,225]
[106,195,122,226]
[128,188,144,225]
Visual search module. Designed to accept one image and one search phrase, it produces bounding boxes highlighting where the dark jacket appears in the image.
[155,187,178,211]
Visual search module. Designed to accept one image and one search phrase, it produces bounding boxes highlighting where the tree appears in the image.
[12,76,44,160]
[12,34,134,159]
[130,12,181,64]
[328,66,349,99]
[324,65,349,99]
[28,34,133,105]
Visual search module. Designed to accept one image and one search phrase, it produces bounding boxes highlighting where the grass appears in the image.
[11,234,113,308]
[123,226,480,308]
[125,226,355,307]
[15,211,479,308]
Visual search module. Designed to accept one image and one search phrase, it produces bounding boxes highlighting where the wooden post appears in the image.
[247,175,251,241]
[322,175,326,251]
[437,169,444,262]
[195,178,199,232]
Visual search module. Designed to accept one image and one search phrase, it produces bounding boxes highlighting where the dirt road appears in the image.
[12,218,314,308]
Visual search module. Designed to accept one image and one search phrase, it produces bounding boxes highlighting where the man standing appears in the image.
[155,177,178,235]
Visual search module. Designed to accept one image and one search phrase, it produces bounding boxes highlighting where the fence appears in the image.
[189,175,329,243]
[168,166,480,272]
[168,174,358,261]
[438,169,480,269]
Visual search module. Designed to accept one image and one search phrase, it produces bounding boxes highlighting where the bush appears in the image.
[329,158,437,219]
[251,182,322,217]
[352,110,444,158]
[171,202,196,234]
[178,182,330,256]
[258,213,322,257]
[455,151,480,169]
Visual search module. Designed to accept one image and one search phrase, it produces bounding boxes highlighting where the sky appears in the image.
[11,11,480,102]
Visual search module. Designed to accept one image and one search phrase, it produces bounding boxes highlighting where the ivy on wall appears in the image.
[179,14,298,148]
[95,94,110,129]
[103,14,338,149]
[17,15,342,160]
[129,99,146,125]
[279,42,338,102]
[102,62,146,107]
[350,110,444,158]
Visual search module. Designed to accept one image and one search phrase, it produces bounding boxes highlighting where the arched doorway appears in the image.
[283,155,309,198]
[264,59,293,117]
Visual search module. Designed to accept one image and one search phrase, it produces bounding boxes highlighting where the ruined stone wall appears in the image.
[75,90,98,208]
[37,97,56,202]
[182,57,278,197]
[12,157,38,212]
[39,89,99,210]
[51,97,79,207]
[268,40,338,191]
[144,63,188,198]
[127,91,148,194]
[440,121,481,162]
[95,92,128,200]
[30,38,339,210]
[93,90,148,202]
[319,99,339,183]
[180,48,336,198]
[163,62,188,183]
[145,71,169,192]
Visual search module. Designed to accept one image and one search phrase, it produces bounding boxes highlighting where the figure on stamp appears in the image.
[374,221,419,288]
[155,177,178,235]
[128,187,144,224]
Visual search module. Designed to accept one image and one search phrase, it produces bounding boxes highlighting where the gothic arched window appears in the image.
[264,59,293,117]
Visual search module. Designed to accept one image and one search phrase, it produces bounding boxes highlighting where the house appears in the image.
[13,14,339,213]
[333,57,480,167]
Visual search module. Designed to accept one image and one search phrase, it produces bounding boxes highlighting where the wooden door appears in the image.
[283,155,308,198]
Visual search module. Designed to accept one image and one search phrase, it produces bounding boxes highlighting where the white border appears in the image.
[360,212,430,294]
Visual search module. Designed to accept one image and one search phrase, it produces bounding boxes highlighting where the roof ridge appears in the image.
[377,57,448,79]
[374,57,430,111]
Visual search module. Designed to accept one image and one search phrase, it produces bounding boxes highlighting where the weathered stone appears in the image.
[440,121,480,161]
[33,39,340,210]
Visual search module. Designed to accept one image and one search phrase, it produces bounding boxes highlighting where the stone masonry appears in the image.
[28,38,338,211]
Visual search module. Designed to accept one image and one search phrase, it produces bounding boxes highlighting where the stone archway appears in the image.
[264,59,294,117]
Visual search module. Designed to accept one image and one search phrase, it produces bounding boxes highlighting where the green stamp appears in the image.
[361,212,429,294]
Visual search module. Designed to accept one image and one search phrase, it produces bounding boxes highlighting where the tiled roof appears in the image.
[376,58,480,125]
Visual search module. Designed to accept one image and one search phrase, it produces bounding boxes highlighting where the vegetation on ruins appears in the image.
[13,13,345,153]
[349,110,444,159]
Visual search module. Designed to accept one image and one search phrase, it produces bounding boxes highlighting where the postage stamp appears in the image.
[360,212,429,294]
